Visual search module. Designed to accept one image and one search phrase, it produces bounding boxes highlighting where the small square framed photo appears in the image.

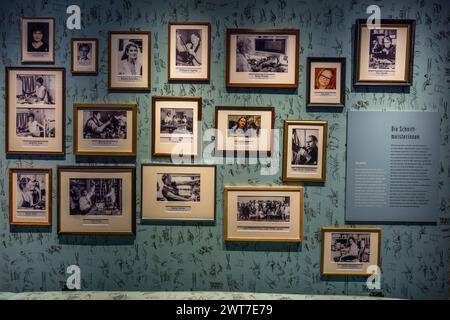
[215,106,274,154]
[152,96,202,157]
[224,186,303,242]
[71,38,98,74]
[226,28,299,88]
[5,67,66,155]
[141,164,216,221]
[9,168,52,226]
[57,166,136,236]
[282,120,327,182]
[168,22,210,81]
[321,227,381,276]
[21,17,55,63]
[307,57,345,108]
[354,19,415,86]
[108,31,151,91]
[73,103,137,156]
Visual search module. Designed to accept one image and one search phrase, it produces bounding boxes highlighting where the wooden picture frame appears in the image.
[354,19,415,86]
[108,31,151,91]
[215,106,275,155]
[73,103,137,156]
[5,67,66,155]
[282,120,328,182]
[224,186,303,242]
[71,38,99,74]
[9,167,52,226]
[21,17,55,64]
[152,96,202,157]
[226,28,299,88]
[141,164,216,221]
[306,57,346,108]
[321,227,382,276]
[57,166,136,236]
[168,22,211,81]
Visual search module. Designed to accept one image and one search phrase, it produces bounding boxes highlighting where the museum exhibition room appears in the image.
[0,0,449,304]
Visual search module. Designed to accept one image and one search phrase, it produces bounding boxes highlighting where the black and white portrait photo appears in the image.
[16,108,55,138]
[117,39,143,76]
[156,173,200,202]
[16,74,55,105]
[227,115,261,138]
[27,22,49,53]
[16,173,46,210]
[160,108,194,134]
[331,233,371,263]
[69,178,122,215]
[369,29,397,70]
[236,35,288,73]
[77,42,93,66]
[176,29,202,66]
[291,129,319,165]
[82,110,127,139]
[237,196,290,222]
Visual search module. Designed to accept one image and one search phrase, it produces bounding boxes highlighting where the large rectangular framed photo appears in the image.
[141,164,216,221]
[354,19,415,86]
[224,186,303,242]
[168,22,210,81]
[321,227,381,276]
[283,120,327,182]
[108,31,151,91]
[57,166,136,236]
[9,167,52,226]
[226,29,299,88]
[71,38,98,74]
[73,103,137,156]
[21,17,55,63]
[5,67,65,155]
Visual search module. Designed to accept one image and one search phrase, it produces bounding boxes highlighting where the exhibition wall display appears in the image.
[0,0,448,299]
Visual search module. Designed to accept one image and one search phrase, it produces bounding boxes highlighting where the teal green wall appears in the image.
[0,0,449,299]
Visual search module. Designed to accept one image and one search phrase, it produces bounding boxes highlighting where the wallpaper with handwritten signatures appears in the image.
[0,0,449,299]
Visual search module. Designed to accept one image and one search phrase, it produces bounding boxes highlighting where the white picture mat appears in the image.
[21,18,54,63]
[72,40,97,72]
[309,62,342,104]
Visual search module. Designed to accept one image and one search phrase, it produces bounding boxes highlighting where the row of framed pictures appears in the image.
[9,165,380,276]
[21,17,415,89]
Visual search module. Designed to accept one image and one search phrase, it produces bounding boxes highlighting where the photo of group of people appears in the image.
[156,173,200,202]
[237,196,290,222]
[82,110,127,140]
[330,233,371,263]
[227,115,261,138]
[369,29,397,70]
[16,108,55,138]
[69,178,122,215]
[291,129,319,165]
[160,108,194,135]
[16,173,47,211]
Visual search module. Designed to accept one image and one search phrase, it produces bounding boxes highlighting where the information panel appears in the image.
[346,111,440,223]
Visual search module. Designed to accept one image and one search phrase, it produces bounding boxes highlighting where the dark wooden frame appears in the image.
[141,163,216,221]
[21,17,55,64]
[73,103,137,156]
[306,57,346,108]
[108,31,151,91]
[226,28,300,88]
[9,167,52,226]
[5,67,66,155]
[151,96,202,157]
[71,38,99,75]
[168,22,211,81]
[57,166,136,236]
[354,19,415,86]
[215,106,275,155]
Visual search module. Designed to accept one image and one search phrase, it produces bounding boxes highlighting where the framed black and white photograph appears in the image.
[71,38,98,74]
[152,96,202,157]
[215,106,274,154]
[9,168,52,226]
[57,166,135,235]
[283,120,327,182]
[321,227,381,276]
[168,22,210,81]
[73,103,137,156]
[224,186,303,242]
[354,19,415,86]
[108,31,151,91]
[226,29,299,88]
[307,57,345,107]
[21,17,55,63]
[141,164,216,221]
[6,67,65,155]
